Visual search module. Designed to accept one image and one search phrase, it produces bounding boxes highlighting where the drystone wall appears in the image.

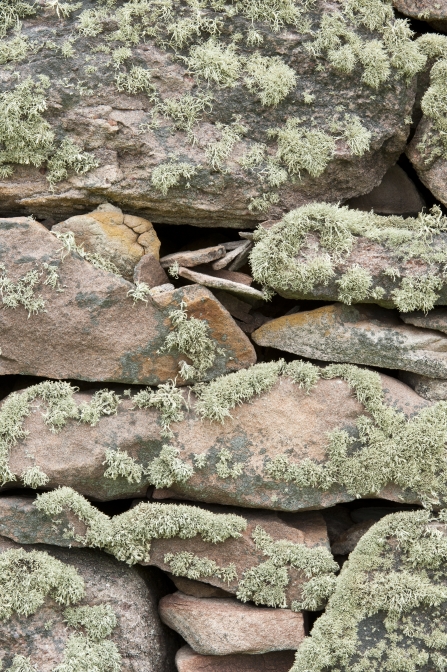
[3,0,447,671]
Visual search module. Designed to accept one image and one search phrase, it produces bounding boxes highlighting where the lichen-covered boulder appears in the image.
[159,592,305,655]
[0,494,337,611]
[291,510,447,672]
[2,359,443,511]
[52,203,161,281]
[0,0,425,225]
[249,203,447,310]
[0,536,175,671]
[0,217,255,384]
[252,303,447,378]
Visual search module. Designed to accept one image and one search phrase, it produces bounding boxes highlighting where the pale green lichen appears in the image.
[103,448,143,484]
[64,604,117,641]
[115,65,157,98]
[132,379,186,437]
[164,551,237,584]
[53,231,122,276]
[21,465,49,489]
[250,202,447,310]
[0,264,46,316]
[46,139,98,188]
[186,37,241,88]
[270,118,336,178]
[127,281,151,304]
[145,444,194,488]
[53,635,121,672]
[244,53,297,106]
[291,510,447,672]
[205,118,247,170]
[158,300,223,380]
[151,160,198,196]
[215,447,244,479]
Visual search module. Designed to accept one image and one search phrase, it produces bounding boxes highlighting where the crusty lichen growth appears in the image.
[21,465,49,489]
[53,230,122,277]
[158,300,224,380]
[151,160,198,196]
[291,510,447,672]
[145,444,194,488]
[103,448,143,484]
[132,379,186,437]
[250,202,447,311]
[164,551,238,584]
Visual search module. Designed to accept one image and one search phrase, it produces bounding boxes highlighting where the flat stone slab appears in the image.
[175,645,295,672]
[0,217,255,384]
[252,303,447,378]
[159,592,305,655]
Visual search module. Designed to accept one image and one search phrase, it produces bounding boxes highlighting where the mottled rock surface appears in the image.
[393,0,447,31]
[407,118,447,207]
[0,0,421,225]
[345,165,425,216]
[252,303,447,378]
[0,218,255,384]
[175,645,295,672]
[399,370,447,400]
[53,204,161,281]
[0,536,175,671]
[158,592,305,655]
[0,367,431,508]
[0,496,330,608]
[401,307,447,333]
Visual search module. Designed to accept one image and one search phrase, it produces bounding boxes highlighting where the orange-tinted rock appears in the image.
[0,218,255,385]
[159,592,305,655]
[0,536,175,671]
[53,204,161,281]
[175,646,296,672]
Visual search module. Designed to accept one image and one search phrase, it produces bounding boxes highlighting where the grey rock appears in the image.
[175,646,296,672]
[345,165,425,216]
[399,371,447,401]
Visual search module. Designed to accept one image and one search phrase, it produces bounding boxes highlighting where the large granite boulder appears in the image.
[0,536,175,671]
[0,0,424,225]
[252,303,447,378]
[291,510,447,672]
[249,203,447,310]
[159,592,305,655]
[1,360,443,511]
[0,217,255,384]
[0,495,336,611]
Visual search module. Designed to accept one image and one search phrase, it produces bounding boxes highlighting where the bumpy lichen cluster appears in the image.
[0,547,120,672]
[250,202,447,311]
[292,510,447,672]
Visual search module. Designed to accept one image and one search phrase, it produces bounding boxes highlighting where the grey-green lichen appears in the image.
[250,202,447,311]
[35,487,337,609]
[0,547,121,672]
[0,381,120,486]
[54,231,122,276]
[158,300,224,380]
[291,510,447,672]
[132,378,186,438]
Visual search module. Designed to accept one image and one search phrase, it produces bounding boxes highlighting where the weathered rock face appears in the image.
[249,203,447,310]
[393,0,447,31]
[291,510,447,672]
[252,303,447,378]
[0,0,422,225]
[175,646,295,672]
[0,217,255,384]
[0,363,435,510]
[53,203,161,281]
[0,496,332,609]
[345,165,425,216]
[407,118,447,207]
[158,592,305,655]
[401,307,447,332]
[0,536,175,672]
[400,371,447,401]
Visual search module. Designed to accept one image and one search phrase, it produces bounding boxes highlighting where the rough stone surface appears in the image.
[0,218,256,384]
[53,204,161,281]
[331,521,375,556]
[178,267,265,301]
[345,165,425,216]
[0,370,430,507]
[0,496,330,608]
[399,370,447,401]
[158,592,305,655]
[407,118,447,207]
[0,536,175,672]
[134,253,169,288]
[401,307,447,333]
[175,646,295,672]
[252,303,447,378]
[0,0,418,225]
[160,246,226,268]
[393,0,447,30]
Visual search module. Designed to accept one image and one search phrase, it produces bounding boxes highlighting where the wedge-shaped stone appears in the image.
[252,303,447,378]
[0,217,255,384]
[159,592,305,655]
[0,536,175,671]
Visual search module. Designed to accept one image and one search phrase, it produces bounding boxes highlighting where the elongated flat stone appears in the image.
[175,646,295,672]
[252,303,447,378]
[0,218,255,384]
